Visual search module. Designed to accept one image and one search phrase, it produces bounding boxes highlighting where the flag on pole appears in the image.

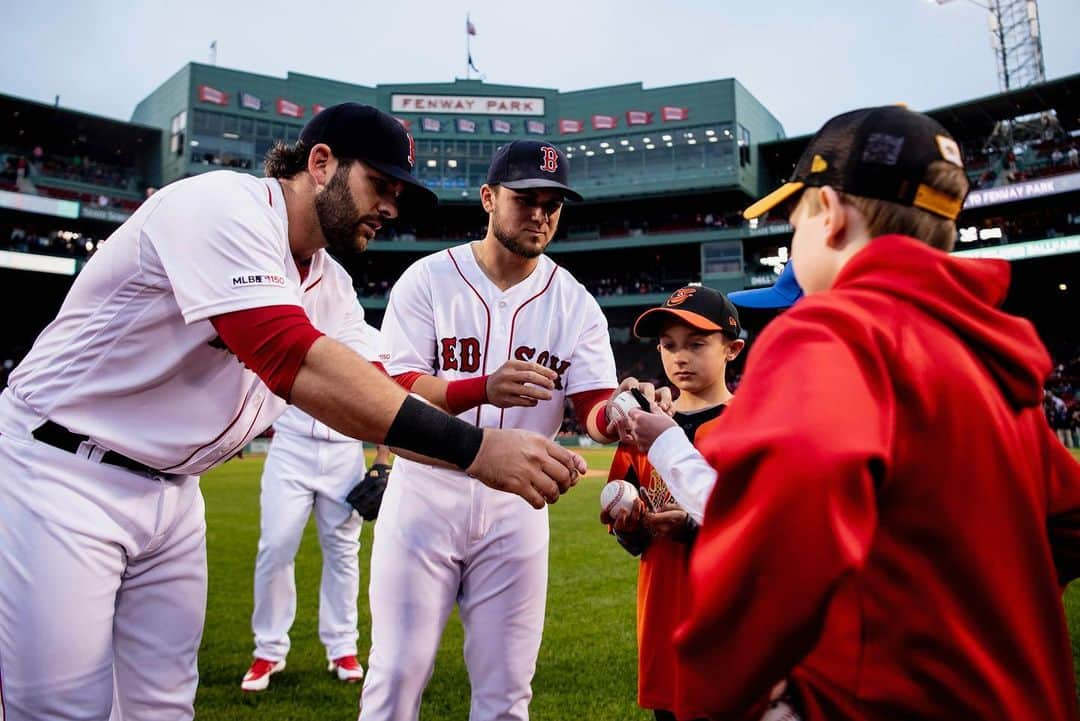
[466,16,477,35]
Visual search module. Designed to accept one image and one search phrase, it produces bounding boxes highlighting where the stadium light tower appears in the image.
[932,0,1046,91]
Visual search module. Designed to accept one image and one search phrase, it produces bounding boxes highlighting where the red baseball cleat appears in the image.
[328,654,364,682]
[241,657,286,692]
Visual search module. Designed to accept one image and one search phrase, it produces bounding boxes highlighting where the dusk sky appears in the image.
[2,0,1079,136]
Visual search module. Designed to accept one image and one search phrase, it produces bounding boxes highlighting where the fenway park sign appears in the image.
[391,94,545,116]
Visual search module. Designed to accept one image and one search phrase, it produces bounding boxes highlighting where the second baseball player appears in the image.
[359,140,619,721]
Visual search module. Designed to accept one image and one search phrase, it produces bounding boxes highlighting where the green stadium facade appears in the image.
[1,63,1078,376]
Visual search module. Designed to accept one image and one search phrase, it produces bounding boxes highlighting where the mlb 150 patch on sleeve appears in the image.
[231,273,288,288]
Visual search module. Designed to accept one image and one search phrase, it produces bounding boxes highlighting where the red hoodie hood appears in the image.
[833,235,1050,409]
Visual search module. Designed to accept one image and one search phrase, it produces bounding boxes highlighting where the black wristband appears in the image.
[385,395,484,470]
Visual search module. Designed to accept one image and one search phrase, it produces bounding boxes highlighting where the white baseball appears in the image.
[605,390,643,425]
[600,480,639,519]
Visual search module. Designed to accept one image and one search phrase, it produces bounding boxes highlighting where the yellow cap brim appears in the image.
[743,181,805,220]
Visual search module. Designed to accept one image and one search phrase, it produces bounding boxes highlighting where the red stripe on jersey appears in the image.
[267,185,272,206]
[447,248,492,428]
[164,389,260,474]
[218,395,268,464]
[500,265,559,429]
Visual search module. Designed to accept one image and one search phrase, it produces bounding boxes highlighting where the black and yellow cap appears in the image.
[633,284,741,340]
[744,105,968,221]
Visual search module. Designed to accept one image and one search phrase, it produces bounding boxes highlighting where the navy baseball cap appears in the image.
[299,102,437,210]
[487,140,583,201]
[633,284,741,340]
[728,262,803,309]
[743,105,967,221]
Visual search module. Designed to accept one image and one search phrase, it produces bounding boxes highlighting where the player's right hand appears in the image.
[486,360,557,408]
[466,428,587,509]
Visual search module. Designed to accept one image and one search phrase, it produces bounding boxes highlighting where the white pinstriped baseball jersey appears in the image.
[5,171,370,475]
[381,242,617,438]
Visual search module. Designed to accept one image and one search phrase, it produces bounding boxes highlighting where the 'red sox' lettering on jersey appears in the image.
[381,245,614,434]
[513,345,571,390]
[440,336,482,373]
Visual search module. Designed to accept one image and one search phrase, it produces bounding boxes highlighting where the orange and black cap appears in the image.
[633,284,741,340]
[744,105,968,221]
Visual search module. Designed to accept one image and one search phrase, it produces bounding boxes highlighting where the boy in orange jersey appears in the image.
[602,285,744,721]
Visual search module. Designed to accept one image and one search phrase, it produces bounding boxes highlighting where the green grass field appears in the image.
[195,447,638,721]
[195,447,1080,720]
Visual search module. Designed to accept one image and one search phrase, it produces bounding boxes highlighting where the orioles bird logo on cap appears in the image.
[666,287,696,307]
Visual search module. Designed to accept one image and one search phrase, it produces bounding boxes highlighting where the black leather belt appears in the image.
[32,420,163,476]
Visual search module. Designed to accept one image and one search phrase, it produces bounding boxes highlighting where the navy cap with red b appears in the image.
[486,140,583,201]
[299,102,437,210]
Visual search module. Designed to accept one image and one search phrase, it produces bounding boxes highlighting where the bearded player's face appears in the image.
[488,186,564,259]
[316,160,403,256]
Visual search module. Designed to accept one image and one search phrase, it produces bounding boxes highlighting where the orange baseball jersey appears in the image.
[607,404,726,719]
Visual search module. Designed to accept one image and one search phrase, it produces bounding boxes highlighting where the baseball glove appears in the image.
[347,463,392,521]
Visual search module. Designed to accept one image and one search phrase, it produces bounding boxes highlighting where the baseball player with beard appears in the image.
[0,105,584,721]
[359,140,626,721]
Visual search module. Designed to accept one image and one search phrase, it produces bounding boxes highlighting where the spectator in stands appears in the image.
[1003,151,1019,184]
[1069,146,1079,169]
[1044,389,1073,448]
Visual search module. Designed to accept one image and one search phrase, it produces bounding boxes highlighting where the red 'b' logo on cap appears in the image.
[406,134,416,169]
[539,146,559,173]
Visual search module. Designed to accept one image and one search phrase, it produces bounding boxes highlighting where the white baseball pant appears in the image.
[0,412,205,721]
[359,461,549,721]
[251,429,366,662]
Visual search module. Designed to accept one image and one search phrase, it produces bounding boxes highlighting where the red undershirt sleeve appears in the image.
[392,371,425,391]
[211,305,324,400]
[571,388,616,429]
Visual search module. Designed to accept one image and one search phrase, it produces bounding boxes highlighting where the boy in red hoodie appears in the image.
[657,106,1080,720]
